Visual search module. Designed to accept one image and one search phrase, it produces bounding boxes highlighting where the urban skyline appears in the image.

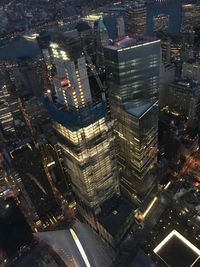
[0,0,200,267]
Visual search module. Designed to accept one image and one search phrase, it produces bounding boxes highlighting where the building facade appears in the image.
[181,2,200,33]
[0,68,16,139]
[168,80,200,129]
[182,59,200,83]
[45,35,119,230]
[95,18,109,68]
[104,36,160,204]
[126,3,147,36]
[11,143,62,229]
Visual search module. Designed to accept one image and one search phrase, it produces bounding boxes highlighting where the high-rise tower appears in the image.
[45,33,119,229]
[11,143,62,228]
[181,2,200,33]
[104,36,160,204]
[0,68,16,139]
[95,18,109,68]
[126,2,147,36]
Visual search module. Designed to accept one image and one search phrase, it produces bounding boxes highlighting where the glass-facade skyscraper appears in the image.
[126,3,147,36]
[104,36,160,204]
[45,33,119,228]
[0,69,16,138]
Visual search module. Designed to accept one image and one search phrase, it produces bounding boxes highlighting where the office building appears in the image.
[102,6,126,40]
[82,13,102,29]
[46,33,119,222]
[0,68,16,139]
[11,143,62,229]
[95,18,109,67]
[0,84,15,138]
[13,56,43,97]
[0,66,27,145]
[168,80,200,128]
[182,59,200,83]
[49,32,92,108]
[76,21,92,41]
[126,2,147,36]
[159,63,175,107]
[44,32,134,246]
[0,69,15,135]
[104,36,160,204]
[120,101,158,200]
[116,15,125,38]
[0,154,17,197]
[146,0,182,36]
[153,14,169,33]
[159,109,199,170]
[76,21,94,55]
[96,195,135,247]
[104,36,160,104]
[181,31,195,61]
[181,2,200,33]
[157,33,182,65]
[22,97,51,136]
[180,2,199,59]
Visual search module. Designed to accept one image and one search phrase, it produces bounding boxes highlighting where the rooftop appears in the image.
[171,79,200,90]
[125,101,156,118]
[153,230,200,267]
[98,195,135,237]
[82,13,103,22]
[185,58,200,65]
[129,250,155,267]
[43,97,107,131]
[75,21,91,32]
[105,35,159,51]
[0,37,40,61]
[50,30,83,62]
[127,2,146,10]
[36,220,115,267]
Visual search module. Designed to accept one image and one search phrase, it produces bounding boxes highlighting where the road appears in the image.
[173,153,200,187]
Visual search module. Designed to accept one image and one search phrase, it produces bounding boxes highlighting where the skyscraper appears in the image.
[11,143,62,229]
[95,18,109,67]
[45,33,119,229]
[182,59,200,83]
[180,2,200,60]
[104,36,160,204]
[0,154,17,197]
[181,2,200,33]
[126,2,147,36]
[153,14,169,33]
[167,79,200,129]
[146,0,182,36]
[13,56,43,97]
[116,15,125,39]
[0,69,16,139]
[50,34,92,109]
